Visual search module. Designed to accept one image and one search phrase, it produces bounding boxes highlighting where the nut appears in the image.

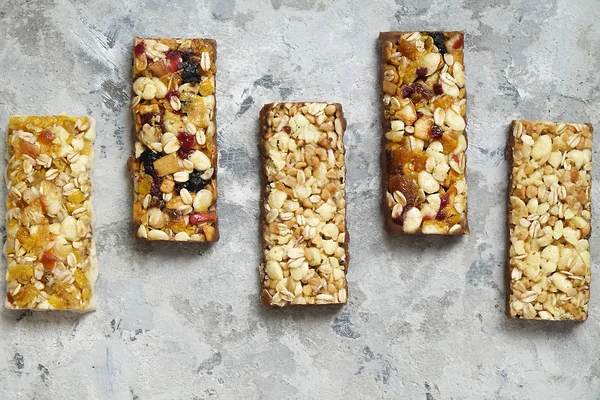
[260,103,347,306]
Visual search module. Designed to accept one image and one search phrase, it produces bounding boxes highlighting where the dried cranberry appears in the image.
[452,154,460,164]
[430,125,443,139]
[140,112,159,127]
[189,212,215,224]
[166,90,180,101]
[453,34,464,50]
[439,192,450,209]
[134,42,146,57]
[433,83,443,95]
[436,193,451,220]
[416,67,428,77]
[401,85,414,98]
[139,149,160,175]
[166,50,182,72]
[431,32,446,54]
[180,53,200,83]
[177,132,196,159]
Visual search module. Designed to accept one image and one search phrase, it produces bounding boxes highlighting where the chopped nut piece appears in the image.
[5,115,97,311]
[129,37,218,241]
[379,32,469,235]
[259,102,349,307]
[507,120,592,321]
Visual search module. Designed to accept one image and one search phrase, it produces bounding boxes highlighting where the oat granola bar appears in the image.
[129,37,218,241]
[5,116,97,311]
[507,120,592,321]
[379,31,469,234]
[259,102,349,306]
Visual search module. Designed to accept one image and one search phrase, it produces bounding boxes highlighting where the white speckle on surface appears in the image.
[1,0,600,398]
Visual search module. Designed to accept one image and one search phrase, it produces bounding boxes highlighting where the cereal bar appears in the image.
[5,116,97,311]
[379,31,469,234]
[259,102,349,306]
[129,37,219,241]
[507,120,592,320]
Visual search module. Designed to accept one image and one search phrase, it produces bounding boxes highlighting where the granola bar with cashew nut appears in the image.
[129,37,219,242]
[507,120,592,321]
[259,102,349,306]
[5,116,97,311]
[379,31,469,235]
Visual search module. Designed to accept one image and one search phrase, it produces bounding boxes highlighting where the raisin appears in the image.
[139,149,160,175]
[433,83,444,95]
[430,125,443,140]
[180,53,200,84]
[388,174,418,206]
[150,176,162,197]
[175,171,210,193]
[416,111,423,120]
[431,32,446,54]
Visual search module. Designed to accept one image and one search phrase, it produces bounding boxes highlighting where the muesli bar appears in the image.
[379,31,469,234]
[5,115,97,311]
[507,120,592,320]
[129,37,219,242]
[259,102,349,306]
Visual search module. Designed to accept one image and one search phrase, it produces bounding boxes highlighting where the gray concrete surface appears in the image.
[1,0,599,399]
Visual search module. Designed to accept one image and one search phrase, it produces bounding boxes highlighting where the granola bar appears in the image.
[379,31,469,234]
[5,116,97,311]
[259,102,349,306]
[129,37,219,241]
[507,120,592,320]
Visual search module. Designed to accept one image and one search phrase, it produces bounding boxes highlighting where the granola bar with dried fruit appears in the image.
[129,37,219,242]
[5,116,97,311]
[507,120,592,321]
[259,102,349,306]
[379,31,469,234]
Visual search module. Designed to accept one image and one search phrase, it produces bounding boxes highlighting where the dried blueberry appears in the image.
[180,53,200,84]
[139,149,160,175]
[431,32,446,54]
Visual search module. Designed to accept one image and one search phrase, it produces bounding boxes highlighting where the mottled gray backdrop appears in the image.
[0,0,599,399]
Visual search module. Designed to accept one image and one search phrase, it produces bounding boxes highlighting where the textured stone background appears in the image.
[0,0,599,399]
